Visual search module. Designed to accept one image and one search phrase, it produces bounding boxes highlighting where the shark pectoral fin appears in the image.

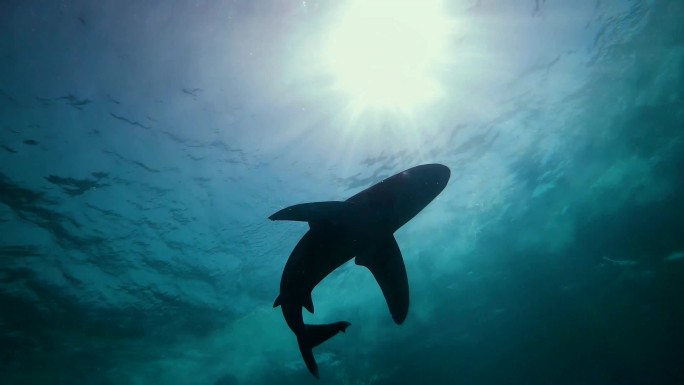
[273,295,282,308]
[304,295,315,314]
[356,236,409,324]
[268,201,360,224]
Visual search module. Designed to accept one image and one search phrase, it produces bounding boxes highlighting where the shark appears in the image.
[270,163,450,378]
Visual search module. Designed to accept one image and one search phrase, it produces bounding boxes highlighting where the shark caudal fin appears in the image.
[297,321,351,378]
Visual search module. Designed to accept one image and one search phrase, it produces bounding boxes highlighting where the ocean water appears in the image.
[1,0,683,384]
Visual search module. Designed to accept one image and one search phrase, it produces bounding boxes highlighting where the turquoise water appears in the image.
[1,1,683,384]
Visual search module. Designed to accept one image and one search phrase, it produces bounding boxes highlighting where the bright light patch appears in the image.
[323,0,453,114]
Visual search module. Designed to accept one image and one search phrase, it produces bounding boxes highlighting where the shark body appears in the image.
[270,163,450,377]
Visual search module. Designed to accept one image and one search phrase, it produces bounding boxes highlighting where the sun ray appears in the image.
[321,0,455,115]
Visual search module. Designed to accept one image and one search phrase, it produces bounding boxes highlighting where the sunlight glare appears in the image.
[323,0,453,114]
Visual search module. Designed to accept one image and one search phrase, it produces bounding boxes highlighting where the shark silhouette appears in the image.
[270,163,450,378]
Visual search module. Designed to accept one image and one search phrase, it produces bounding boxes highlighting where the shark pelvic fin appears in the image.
[304,294,314,314]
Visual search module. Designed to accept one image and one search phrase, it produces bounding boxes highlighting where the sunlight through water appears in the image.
[321,0,454,115]
[3,0,683,383]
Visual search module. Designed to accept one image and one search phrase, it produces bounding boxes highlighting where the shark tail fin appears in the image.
[297,321,352,378]
[305,321,351,348]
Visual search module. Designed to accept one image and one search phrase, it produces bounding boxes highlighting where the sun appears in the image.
[322,0,453,115]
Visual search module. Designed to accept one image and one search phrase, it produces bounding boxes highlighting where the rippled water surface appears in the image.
[1,1,683,384]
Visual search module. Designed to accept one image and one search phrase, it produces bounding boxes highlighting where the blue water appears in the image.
[1,1,683,384]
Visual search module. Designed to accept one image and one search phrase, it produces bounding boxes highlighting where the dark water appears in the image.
[1,0,683,384]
